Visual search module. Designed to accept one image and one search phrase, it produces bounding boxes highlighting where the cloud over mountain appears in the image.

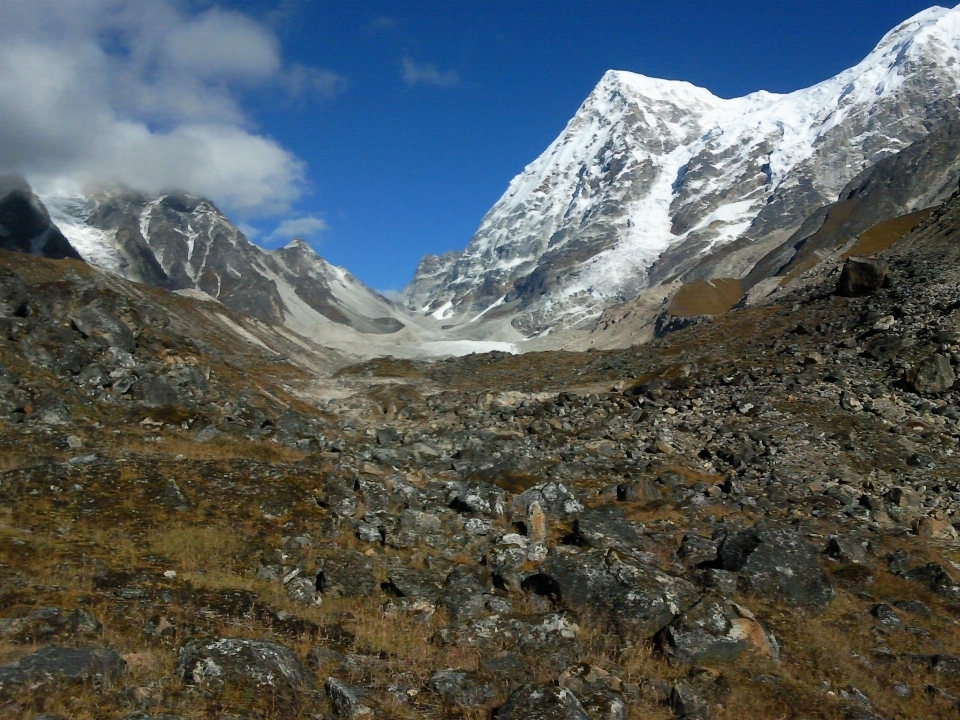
[0,0,343,217]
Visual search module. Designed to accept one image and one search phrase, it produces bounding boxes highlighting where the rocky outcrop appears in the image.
[0,176,82,261]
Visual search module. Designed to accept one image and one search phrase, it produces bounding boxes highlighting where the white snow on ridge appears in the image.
[409,4,960,331]
[43,195,123,272]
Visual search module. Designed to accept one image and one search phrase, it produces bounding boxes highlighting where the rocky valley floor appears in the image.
[4,202,960,719]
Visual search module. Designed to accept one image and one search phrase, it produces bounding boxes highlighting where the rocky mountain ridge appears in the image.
[402,5,960,343]
[42,190,429,359]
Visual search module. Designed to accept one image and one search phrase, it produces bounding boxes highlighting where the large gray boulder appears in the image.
[907,354,957,394]
[657,597,779,665]
[540,550,700,638]
[497,684,590,720]
[574,504,641,551]
[176,638,311,693]
[0,646,124,694]
[716,523,835,610]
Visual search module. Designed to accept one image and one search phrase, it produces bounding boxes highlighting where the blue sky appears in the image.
[236,0,937,292]
[0,1,940,291]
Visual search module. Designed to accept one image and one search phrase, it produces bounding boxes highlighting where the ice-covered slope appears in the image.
[44,190,429,357]
[404,5,960,337]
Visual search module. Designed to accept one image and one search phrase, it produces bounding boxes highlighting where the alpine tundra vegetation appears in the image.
[3,3,960,720]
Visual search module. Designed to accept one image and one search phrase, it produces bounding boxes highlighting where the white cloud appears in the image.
[0,0,345,217]
[236,222,260,240]
[402,56,460,88]
[270,215,329,241]
[281,63,349,101]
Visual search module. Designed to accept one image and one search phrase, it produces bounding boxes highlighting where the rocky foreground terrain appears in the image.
[4,184,960,719]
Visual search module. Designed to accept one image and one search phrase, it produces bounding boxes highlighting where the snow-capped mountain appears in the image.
[403,5,960,338]
[44,190,420,355]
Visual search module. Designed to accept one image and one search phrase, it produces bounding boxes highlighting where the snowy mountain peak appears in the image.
[281,237,315,253]
[403,7,960,339]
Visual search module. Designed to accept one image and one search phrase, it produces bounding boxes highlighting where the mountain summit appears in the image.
[403,5,960,340]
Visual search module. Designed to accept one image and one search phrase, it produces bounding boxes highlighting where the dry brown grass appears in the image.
[844,208,933,259]
[148,525,245,574]
[668,278,744,318]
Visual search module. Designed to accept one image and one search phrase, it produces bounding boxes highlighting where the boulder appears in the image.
[540,550,700,638]
[0,646,124,694]
[902,563,960,603]
[558,664,627,720]
[176,638,311,693]
[436,613,579,654]
[447,480,507,516]
[657,598,779,665]
[386,566,444,603]
[70,304,136,352]
[907,354,956,394]
[497,684,591,720]
[575,505,641,551]
[513,482,584,519]
[326,676,373,718]
[430,668,500,708]
[440,568,488,620]
[0,268,27,318]
[835,257,888,297]
[716,523,835,610]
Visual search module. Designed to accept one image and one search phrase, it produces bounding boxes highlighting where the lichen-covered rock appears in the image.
[541,550,700,639]
[0,646,124,694]
[497,684,590,720]
[716,523,835,610]
[558,664,627,720]
[430,668,500,708]
[440,568,488,620]
[657,598,779,665]
[575,504,641,550]
[513,482,584,519]
[326,676,373,718]
[0,607,102,643]
[907,353,956,394]
[318,551,378,598]
[176,638,311,693]
[386,566,444,602]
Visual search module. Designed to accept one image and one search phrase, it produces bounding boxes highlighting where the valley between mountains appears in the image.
[4,5,960,720]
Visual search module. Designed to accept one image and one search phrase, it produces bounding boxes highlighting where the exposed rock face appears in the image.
[0,176,82,261]
[746,118,960,288]
[43,191,413,338]
[403,7,960,338]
